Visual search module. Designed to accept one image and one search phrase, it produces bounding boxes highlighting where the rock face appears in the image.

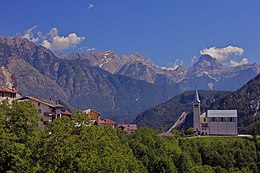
[133,90,231,130]
[61,52,260,93]
[174,55,260,93]
[0,36,175,123]
[61,51,187,84]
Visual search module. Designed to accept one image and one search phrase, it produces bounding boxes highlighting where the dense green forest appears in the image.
[0,101,259,172]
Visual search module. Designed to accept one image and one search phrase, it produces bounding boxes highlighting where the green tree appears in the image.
[185,128,194,136]
[0,100,41,172]
[36,111,146,172]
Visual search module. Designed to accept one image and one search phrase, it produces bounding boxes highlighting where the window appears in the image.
[229,118,233,122]
[221,117,224,122]
[204,118,206,122]
[38,102,40,106]
[38,109,41,113]
[212,118,216,122]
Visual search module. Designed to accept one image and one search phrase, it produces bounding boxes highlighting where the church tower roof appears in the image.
[195,88,200,103]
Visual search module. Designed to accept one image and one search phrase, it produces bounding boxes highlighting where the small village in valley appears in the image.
[0,85,138,133]
[0,85,241,137]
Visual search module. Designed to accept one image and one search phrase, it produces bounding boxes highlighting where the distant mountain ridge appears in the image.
[62,51,260,93]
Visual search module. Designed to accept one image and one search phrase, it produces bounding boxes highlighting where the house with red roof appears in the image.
[99,118,117,128]
[0,86,17,103]
[83,109,101,124]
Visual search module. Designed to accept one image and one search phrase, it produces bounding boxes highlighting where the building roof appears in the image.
[207,110,237,117]
[99,118,117,125]
[19,96,64,108]
[117,124,138,130]
[200,112,207,117]
[83,109,100,115]
[157,131,175,137]
[0,86,17,94]
[61,110,72,116]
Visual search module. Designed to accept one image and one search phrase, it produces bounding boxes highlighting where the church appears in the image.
[193,89,238,136]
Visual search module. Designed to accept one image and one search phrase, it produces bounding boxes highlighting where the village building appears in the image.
[83,109,138,132]
[193,89,238,136]
[117,124,138,134]
[83,109,101,124]
[19,96,65,129]
[0,86,18,103]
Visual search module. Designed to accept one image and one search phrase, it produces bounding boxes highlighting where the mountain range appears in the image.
[0,36,174,122]
[61,51,260,93]
[0,35,259,123]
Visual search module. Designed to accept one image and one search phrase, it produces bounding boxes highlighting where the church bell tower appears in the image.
[193,88,201,135]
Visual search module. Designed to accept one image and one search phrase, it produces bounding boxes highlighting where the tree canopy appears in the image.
[0,101,259,172]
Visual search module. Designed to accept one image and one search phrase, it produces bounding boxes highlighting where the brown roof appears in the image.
[19,96,64,108]
[61,110,72,116]
[157,131,175,137]
[0,86,17,94]
[99,118,117,125]
[117,124,138,131]
[120,124,137,130]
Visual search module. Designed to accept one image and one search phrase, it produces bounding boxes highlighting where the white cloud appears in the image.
[200,46,244,62]
[19,26,89,52]
[49,27,58,38]
[88,3,94,9]
[42,40,51,49]
[22,25,39,42]
[230,58,249,67]
[42,33,85,51]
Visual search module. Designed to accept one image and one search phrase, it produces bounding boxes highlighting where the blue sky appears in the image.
[0,0,260,67]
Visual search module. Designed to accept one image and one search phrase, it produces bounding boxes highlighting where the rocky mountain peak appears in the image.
[196,54,223,68]
[187,54,223,77]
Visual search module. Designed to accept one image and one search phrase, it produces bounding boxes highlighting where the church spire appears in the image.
[195,88,200,103]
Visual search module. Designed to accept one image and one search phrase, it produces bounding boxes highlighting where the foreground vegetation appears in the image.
[0,101,259,172]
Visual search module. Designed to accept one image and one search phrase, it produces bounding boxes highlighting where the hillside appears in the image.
[135,73,260,132]
[211,73,260,132]
[133,90,231,130]
[0,36,176,122]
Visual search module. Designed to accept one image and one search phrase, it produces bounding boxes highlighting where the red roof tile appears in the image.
[62,110,72,116]
[0,86,17,94]
[99,118,117,125]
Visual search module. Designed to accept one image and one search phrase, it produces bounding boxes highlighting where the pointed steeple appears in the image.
[195,88,200,103]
